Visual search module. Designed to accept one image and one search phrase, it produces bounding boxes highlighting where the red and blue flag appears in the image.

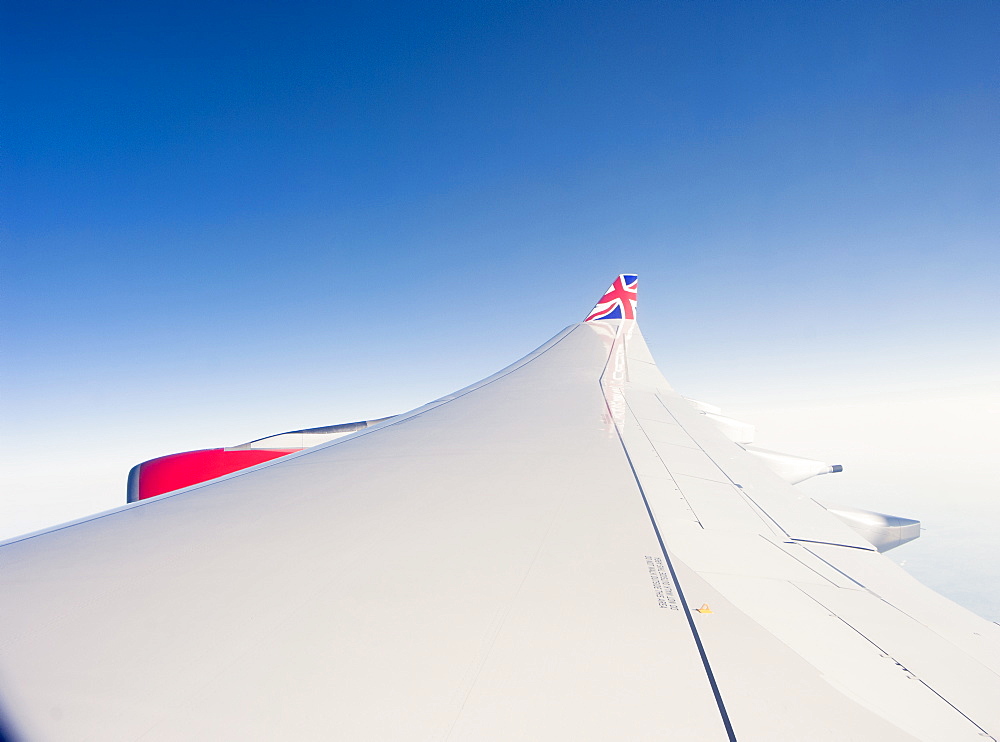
[585,274,638,322]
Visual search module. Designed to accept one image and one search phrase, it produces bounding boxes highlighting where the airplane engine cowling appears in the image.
[125,417,395,502]
[127,448,298,502]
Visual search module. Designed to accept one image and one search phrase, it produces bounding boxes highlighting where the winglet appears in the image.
[585,274,638,322]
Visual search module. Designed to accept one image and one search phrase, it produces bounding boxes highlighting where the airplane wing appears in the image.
[1,275,998,741]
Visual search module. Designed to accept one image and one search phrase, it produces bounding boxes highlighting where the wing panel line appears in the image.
[613,425,738,742]
[652,393,794,541]
[620,405,705,530]
[601,324,737,742]
[791,583,998,740]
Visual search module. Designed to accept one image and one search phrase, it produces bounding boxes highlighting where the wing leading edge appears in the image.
[0,276,997,741]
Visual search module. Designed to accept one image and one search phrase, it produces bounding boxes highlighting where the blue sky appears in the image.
[2,1,998,617]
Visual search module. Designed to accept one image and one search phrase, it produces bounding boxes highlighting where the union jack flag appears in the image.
[585,274,638,322]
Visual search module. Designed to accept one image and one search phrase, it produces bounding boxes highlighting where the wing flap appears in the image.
[695,571,991,741]
[666,559,924,742]
[795,579,1000,736]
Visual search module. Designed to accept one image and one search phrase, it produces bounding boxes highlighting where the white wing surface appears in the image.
[1,276,998,741]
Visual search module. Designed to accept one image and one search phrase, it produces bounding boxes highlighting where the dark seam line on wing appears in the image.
[803,552,1000,686]
[614,426,739,742]
[799,547,868,589]
[637,439,706,452]
[875,607,1000,686]
[599,324,737,741]
[791,539,874,552]
[670,471,742,486]
[913,683,997,741]
[791,584,997,739]
[652,395,793,542]
[653,394,877,553]
[0,324,584,549]
[756,535,856,588]
[618,403,705,529]
[651,395,750,490]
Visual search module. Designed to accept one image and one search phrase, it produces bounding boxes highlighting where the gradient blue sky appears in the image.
[2,2,998,618]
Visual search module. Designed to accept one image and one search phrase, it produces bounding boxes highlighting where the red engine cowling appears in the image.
[127,448,300,502]
[126,418,394,502]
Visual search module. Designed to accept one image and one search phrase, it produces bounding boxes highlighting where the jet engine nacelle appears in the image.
[127,418,392,501]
